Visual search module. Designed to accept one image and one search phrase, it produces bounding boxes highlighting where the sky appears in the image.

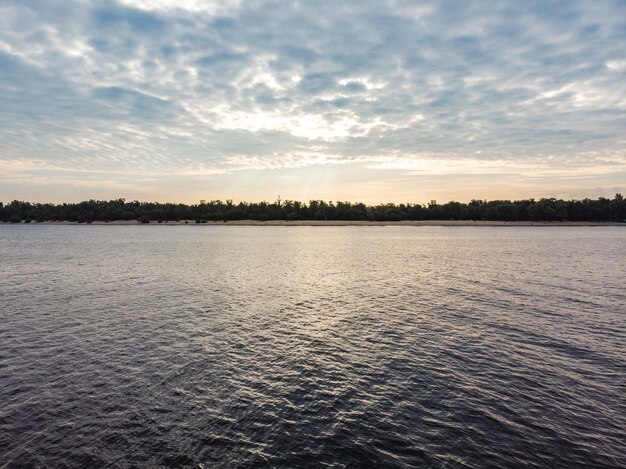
[1,0,625,204]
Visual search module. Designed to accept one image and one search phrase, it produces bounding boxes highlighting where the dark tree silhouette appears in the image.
[1,195,625,223]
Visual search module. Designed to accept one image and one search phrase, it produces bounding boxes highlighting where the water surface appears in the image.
[1,225,625,467]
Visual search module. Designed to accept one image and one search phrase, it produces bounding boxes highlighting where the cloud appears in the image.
[0,0,625,202]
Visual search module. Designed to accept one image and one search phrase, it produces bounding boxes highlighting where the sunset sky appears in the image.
[1,0,625,204]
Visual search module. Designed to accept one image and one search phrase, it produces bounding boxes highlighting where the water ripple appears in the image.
[1,225,625,468]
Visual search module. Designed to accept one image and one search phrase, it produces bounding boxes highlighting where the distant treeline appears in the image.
[1,195,625,223]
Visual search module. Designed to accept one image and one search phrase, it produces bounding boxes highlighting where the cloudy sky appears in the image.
[1,0,625,204]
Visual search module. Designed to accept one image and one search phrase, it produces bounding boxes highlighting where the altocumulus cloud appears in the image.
[0,0,625,202]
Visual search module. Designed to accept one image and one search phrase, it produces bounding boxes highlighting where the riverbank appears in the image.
[2,220,624,226]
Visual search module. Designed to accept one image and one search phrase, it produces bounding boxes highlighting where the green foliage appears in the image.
[0,195,625,223]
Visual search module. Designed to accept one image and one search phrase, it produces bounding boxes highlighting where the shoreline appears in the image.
[1,220,624,227]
